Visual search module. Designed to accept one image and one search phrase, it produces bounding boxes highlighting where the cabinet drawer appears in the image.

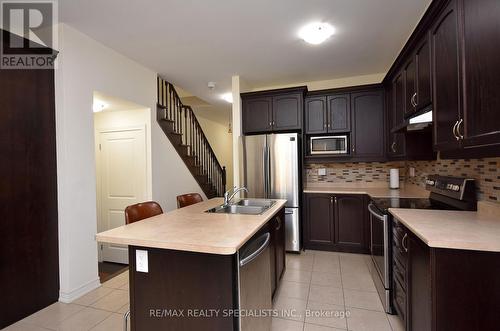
[393,277,407,325]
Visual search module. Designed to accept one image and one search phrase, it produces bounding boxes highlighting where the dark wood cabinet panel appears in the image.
[274,210,286,285]
[461,0,500,149]
[351,90,385,159]
[242,97,273,134]
[272,93,303,131]
[334,195,366,252]
[415,36,432,111]
[304,193,369,253]
[328,94,351,132]
[431,0,462,151]
[305,96,327,134]
[0,64,59,327]
[304,194,334,248]
[393,73,405,128]
[404,58,417,118]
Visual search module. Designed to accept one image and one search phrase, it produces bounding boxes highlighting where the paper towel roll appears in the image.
[390,168,400,189]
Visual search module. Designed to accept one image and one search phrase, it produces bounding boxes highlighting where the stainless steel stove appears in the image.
[367,175,477,314]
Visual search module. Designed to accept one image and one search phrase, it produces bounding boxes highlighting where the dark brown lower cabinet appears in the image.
[393,220,500,331]
[304,193,369,254]
[269,208,286,297]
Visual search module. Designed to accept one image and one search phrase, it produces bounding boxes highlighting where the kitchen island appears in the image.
[96,198,287,331]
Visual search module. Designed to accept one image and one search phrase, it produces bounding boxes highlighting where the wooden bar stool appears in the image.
[123,201,162,331]
[124,201,163,224]
[176,193,203,208]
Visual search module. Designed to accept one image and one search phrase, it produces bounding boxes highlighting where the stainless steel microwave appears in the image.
[310,135,348,155]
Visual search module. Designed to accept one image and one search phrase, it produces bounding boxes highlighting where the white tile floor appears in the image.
[2,251,405,331]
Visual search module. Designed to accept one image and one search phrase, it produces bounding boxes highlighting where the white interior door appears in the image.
[98,127,147,264]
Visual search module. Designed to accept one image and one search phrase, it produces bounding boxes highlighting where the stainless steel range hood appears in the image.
[407,110,433,131]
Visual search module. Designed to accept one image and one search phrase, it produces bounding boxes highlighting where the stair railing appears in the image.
[157,76,226,197]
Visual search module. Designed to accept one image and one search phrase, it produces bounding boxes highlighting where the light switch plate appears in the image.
[136,250,149,273]
[318,168,327,176]
[409,167,416,177]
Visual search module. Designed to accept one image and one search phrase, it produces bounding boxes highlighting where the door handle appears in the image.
[411,93,417,107]
[457,118,464,140]
[391,141,396,153]
[402,233,408,253]
[452,120,460,140]
[275,216,282,230]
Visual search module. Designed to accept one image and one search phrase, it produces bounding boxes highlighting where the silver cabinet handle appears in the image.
[352,146,355,153]
[330,196,334,204]
[411,93,417,107]
[402,233,408,253]
[457,118,464,139]
[452,120,460,140]
[391,141,396,153]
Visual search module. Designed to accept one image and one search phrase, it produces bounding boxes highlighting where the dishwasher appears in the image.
[238,232,272,331]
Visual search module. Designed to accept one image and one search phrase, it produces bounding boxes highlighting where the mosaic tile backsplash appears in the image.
[406,157,500,203]
[306,157,500,203]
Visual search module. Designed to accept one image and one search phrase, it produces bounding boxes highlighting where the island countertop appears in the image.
[389,202,500,252]
[95,198,287,255]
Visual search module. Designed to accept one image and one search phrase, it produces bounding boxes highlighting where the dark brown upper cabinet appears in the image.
[328,94,351,133]
[351,90,386,160]
[305,96,327,134]
[242,87,306,135]
[460,0,500,150]
[431,0,462,152]
[415,35,432,111]
[305,94,350,134]
[242,96,273,134]
[404,58,417,118]
[393,72,406,128]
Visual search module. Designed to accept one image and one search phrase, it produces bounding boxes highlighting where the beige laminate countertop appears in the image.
[95,198,286,255]
[389,202,500,252]
[303,184,429,199]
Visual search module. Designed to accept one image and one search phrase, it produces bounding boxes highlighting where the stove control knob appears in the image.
[446,184,453,190]
[452,185,460,192]
[426,180,435,186]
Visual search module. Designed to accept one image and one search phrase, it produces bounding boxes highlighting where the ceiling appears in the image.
[60,0,431,110]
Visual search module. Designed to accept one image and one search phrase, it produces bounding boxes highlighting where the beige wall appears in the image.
[195,115,234,190]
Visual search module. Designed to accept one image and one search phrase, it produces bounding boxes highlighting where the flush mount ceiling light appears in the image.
[298,22,335,45]
[93,99,108,113]
[221,93,233,104]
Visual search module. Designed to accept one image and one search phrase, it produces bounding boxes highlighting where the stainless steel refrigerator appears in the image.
[240,133,301,252]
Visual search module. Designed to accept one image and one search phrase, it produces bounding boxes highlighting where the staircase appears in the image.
[156,76,226,198]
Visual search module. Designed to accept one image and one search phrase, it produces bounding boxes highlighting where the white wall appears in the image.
[55,24,204,302]
[195,115,234,190]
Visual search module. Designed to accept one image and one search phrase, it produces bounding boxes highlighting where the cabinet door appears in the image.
[461,0,500,149]
[408,234,432,331]
[404,58,417,118]
[351,90,385,159]
[305,96,327,134]
[272,93,302,131]
[327,94,351,133]
[431,0,462,151]
[274,210,286,283]
[333,195,366,252]
[304,194,334,249]
[242,97,273,134]
[389,133,406,158]
[415,35,432,111]
[393,73,405,128]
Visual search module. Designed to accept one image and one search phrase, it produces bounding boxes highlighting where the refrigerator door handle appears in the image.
[266,144,271,198]
[262,145,267,198]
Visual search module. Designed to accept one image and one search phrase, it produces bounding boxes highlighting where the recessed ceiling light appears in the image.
[298,22,335,45]
[221,93,233,104]
[93,99,108,113]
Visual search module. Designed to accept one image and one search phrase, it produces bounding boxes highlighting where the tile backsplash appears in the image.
[306,162,406,184]
[406,157,500,203]
[306,157,500,203]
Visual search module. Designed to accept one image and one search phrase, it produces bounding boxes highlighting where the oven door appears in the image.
[368,203,390,287]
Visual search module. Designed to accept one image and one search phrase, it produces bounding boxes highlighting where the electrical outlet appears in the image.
[318,168,327,176]
[136,250,149,273]
[409,167,416,177]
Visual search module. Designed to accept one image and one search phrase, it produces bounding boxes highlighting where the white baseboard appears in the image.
[59,278,101,303]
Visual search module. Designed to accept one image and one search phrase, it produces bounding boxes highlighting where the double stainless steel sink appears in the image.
[206,199,276,215]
